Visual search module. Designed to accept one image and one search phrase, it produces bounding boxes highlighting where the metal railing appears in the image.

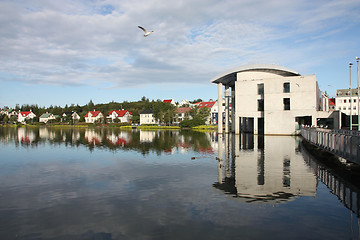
[301,126,360,165]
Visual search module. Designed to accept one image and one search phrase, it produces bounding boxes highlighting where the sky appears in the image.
[1,0,360,108]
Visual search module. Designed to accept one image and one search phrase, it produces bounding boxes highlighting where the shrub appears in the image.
[179,118,205,128]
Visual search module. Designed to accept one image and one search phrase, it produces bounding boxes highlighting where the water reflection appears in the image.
[0,127,216,156]
[214,134,317,203]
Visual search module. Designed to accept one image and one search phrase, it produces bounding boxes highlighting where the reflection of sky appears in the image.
[0,132,355,239]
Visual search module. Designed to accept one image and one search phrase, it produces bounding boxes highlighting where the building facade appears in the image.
[335,88,360,115]
[140,110,158,125]
[211,64,338,135]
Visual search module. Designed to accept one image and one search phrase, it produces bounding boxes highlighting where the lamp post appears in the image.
[350,62,353,130]
[357,57,360,131]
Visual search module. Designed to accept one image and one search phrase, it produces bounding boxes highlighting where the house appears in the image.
[179,100,190,106]
[211,64,339,135]
[1,109,18,118]
[39,112,56,123]
[335,88,360,115]
[196,101,225,125]
[140,110,158,125]
[62,111,80,123]
[84,110,104,123]
[163,99,176,106]
[107,110,132,123]
[173,107,192,124]
[18,111,36,123]
[329,98,336,111]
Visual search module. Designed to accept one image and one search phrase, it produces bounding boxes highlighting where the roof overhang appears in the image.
[211,64,301,87]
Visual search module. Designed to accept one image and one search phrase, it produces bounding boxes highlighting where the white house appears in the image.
[84,110,104,123]
[107,110,132,123]
[18,111,36,123]
[62,111,80,122]
[179,100,190,106]
[335,88,360,115]
[211,64,338,135]
[39,112,56,123]
[163,99,176,106]
[173,107,192,124]
[140,110,158,125]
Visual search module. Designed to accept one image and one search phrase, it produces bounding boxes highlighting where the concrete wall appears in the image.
[234,72,323,135]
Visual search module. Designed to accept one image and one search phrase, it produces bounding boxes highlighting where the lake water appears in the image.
[0,127,359,240]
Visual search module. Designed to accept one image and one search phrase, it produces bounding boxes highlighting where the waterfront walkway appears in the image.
[301,127,360,165]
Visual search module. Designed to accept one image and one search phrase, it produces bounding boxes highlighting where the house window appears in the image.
[258,99,264,111]
[283,98,290,110]
[258,83,264,95]
[283,82,290,93]
[344,99,347,103]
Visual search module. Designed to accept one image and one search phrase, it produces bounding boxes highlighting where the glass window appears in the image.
[258,83,264,95]
[344,99,347,103]
[283,98,290,110]
[283,82,290,93]
[258,99,264,111]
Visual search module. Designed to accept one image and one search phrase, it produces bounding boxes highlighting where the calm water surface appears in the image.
[0,127,359,240]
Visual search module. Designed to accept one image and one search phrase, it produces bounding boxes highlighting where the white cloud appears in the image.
[0,0,359,94]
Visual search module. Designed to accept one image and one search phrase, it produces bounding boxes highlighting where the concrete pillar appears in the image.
[235,116,240,135]
[254,117,258,135]
[231,87,235,132]
[225,86,230,133]
[218,83,223,134]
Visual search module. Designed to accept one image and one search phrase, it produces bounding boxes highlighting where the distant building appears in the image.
[173,107,192,124]
[107,110,132,123]
[39,112,56,123]
[140,110,158,125]
[211,64,338,135]
[335,88,360,115]
[84,110,104,123]
[329,98,336,111]
[163,99,176,106]
[62,111,80,123]
[18,111,36,123]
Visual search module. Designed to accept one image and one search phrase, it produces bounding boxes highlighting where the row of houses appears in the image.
[0,109,133,124]
[1,100,224,125]
[139,100,223,125]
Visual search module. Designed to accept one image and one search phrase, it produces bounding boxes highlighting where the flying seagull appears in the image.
[138,26,153,37]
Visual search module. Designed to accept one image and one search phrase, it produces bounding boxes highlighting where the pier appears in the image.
[301,126,360,165]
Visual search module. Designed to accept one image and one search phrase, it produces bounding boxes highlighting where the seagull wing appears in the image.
[138,26,147,33]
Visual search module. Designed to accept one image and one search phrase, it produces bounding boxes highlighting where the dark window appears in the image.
[258,83,264,95]
[258,99,264,111]
[283,82,290,93]
[284,98,290,110]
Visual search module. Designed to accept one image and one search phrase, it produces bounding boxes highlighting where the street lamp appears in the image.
[357,57,360,131]
[350,62,353,130]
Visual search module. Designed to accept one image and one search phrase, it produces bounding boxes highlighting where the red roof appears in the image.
[108,110,132,117]
[20,111,33,117]
[174,107,192,113]
[197,101,216,108]
[84,111,102,117]
[163,99,173,104]
[329,98,335,106]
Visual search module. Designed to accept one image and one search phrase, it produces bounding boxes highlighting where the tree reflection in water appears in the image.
[0,127,215,156]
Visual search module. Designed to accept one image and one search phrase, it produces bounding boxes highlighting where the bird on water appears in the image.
[138,26,154,37]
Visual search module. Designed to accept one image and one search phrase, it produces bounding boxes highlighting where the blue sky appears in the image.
[1,0,360,108]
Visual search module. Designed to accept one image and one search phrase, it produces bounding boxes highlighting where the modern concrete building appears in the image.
[211,64,339,135]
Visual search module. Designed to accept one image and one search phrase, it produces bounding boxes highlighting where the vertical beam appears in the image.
[218,83,223,134]
[225,86,230,133]
[231,87,236,132]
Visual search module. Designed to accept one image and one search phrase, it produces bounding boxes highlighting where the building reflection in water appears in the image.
[214,134,317,203]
